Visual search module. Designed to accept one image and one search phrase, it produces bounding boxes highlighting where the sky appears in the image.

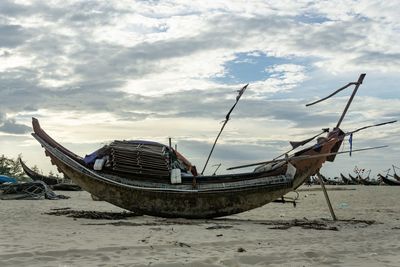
[0,0,399,178]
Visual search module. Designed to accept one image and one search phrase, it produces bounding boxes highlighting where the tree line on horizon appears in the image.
[0,154,59,182]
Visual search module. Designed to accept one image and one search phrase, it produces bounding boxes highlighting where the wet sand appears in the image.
[1,185,399,267]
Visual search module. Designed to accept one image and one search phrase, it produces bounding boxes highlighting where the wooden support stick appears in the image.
[336,73,366,129]
[316,171,337,221]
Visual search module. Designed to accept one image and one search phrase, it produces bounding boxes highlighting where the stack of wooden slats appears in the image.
[109,141,170,177]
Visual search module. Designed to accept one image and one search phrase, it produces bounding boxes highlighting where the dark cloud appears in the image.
[0,24,32,48]
[0,67,373,133]
[0,1,28,18]
[1,13,293,84]
[0,113,30,134]
[293,20,365,52]
[352,51,400,68]
[0,2,398,160]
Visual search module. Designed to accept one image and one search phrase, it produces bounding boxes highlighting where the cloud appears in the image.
[0,113,30,134]
[0,24,32,48]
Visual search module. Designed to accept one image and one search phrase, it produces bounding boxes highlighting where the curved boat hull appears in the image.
[20,159,59,185]
[37,138,293,218]
[379,175,400,186]
[31,118,339,218]
[340,173,354,185]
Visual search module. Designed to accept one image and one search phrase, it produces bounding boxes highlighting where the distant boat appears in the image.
[20,159,81,191]
[319,174,341,185]
[348,174,361,185]
[357,175,380,186]
[19,159,59,185]
[340,173,355,185]
[378,174,400,186]
[391,165,400,181]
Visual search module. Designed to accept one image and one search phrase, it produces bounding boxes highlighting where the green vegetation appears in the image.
[0,155,31,182]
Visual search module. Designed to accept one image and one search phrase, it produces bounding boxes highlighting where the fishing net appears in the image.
[0,181,69,200]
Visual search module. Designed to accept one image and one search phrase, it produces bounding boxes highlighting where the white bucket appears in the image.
[170,168,182,184]
[93,158,106,171]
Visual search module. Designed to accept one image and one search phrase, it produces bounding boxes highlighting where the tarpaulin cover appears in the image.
[0,175,18,184]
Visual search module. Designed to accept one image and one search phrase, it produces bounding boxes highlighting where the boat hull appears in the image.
[380,175,400,186]
[31,118,339,219]
[45,145,293,218]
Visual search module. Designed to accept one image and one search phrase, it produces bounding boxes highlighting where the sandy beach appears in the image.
[0,185,399,267]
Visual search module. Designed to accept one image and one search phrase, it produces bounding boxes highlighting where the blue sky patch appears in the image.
[214,52,312,85]
[214,52,288,84]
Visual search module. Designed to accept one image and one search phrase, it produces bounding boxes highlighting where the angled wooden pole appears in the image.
[227,145,387,171]
[201,84,248,175]
[336,74,366,129]
[316,171,337,221]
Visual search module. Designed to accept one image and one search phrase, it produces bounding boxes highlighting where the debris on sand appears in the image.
[45,208,140,220]
[259,218,375,231]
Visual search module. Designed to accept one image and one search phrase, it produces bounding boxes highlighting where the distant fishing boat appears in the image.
[340,173,355,185]
[30,74,392,218]
[348,173,360,184]
[20,159,81,191]
[378,174,400,186]
[19,159,59,185]
[392,165,400,181]
[357,175,380,186]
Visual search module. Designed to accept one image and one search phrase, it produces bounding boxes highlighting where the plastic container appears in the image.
[170,168,182,184]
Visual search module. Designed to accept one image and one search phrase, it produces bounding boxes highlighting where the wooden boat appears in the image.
[319,174,341,185]
[31,74,380,218]
[357,175,380,186]
[391,165,400,181]
[20,159,60,185]
[340,173,355,185]
[348,174,360,184]
[31,118,343,218]
[319,174,330,184]
[378,174,400,186]
[20,159,81,191]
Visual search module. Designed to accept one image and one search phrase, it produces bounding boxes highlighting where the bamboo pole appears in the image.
[201,84,248,175]
[336,74,366,129]
[316,171,337,221]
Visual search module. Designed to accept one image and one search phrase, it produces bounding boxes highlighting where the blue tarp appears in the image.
[84,151,99,164]
[0,175,17,184]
